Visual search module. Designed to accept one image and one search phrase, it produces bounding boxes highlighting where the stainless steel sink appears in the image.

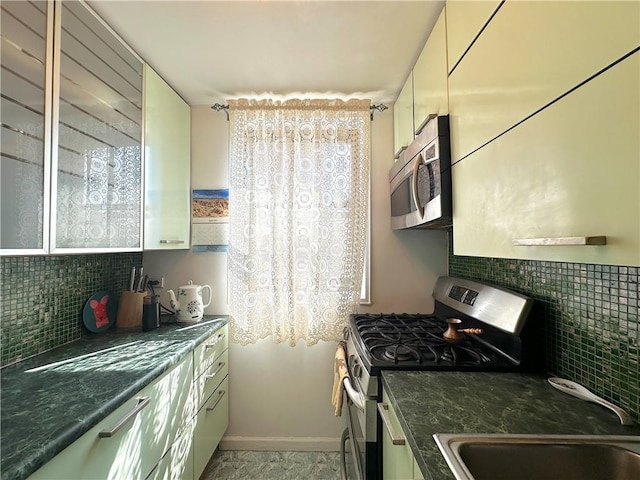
[433,433,640,480]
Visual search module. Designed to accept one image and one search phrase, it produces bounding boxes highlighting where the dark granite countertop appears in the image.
[0,316,228,480]
[381,371,640,480]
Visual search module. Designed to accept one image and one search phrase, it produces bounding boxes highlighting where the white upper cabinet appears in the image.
[1,1,53,254]
[445,0,501,74]
[447,0,640,163]
[1,0,144,255]
[452,51,639,266]
[393,73,414,159]
[51,1,143,252]
[413,6,448,133]
[143,65,191,250]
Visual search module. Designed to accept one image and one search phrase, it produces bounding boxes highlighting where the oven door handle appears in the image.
[343,377,366,411]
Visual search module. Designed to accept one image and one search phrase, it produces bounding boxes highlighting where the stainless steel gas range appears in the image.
[340,276,542,480]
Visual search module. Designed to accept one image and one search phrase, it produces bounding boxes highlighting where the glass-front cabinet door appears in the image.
[0,1,53,254]
[51,0,143,252]
[1,0,143,255]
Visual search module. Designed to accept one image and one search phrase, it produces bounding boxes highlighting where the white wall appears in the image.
[143,104,447,452]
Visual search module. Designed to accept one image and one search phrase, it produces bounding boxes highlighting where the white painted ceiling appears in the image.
[87,0,445,106]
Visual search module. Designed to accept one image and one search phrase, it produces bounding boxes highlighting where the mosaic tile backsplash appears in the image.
[1,253,142,366]
[448,237,639,422]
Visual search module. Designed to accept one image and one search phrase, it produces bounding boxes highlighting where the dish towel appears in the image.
[332,341,349,416]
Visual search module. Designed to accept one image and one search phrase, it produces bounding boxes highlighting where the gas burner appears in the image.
[383,344,419,363]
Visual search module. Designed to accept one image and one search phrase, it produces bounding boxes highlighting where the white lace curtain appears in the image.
[228,98,371,346]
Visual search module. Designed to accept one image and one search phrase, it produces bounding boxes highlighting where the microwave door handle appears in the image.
[412,153,425,217]
[343,377,366,411]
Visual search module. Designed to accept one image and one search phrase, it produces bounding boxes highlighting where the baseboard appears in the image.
[219,436,341,452]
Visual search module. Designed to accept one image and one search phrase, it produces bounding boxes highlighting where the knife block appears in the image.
[116,291,146,329]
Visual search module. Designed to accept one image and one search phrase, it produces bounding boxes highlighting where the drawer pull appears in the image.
[205,333,226,349]
[206,390,226,412]
[99,396,151,438]
[205,362,226,381]
[159,239,185,244]
[377,403,406,445]
[512,236,607,246]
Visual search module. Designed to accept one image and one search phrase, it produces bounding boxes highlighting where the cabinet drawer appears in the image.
[194,349,229,411]
[448,0,639,162]
[192,376,229,479]
[145,429,193,480]
[193,324,228,380]
[29,356,192,480]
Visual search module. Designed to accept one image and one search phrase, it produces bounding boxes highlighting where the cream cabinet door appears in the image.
[448,0,640,163]
[445,0,502,73]
[29,355,193,480]
[380,389,415,480]
[393,74,414,159]
[452,52,639,266]
[189,376,229,479]
[143,64,191,250]
[413,7,448,133]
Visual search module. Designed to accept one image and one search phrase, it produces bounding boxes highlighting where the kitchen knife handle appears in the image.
[99,396,151,438]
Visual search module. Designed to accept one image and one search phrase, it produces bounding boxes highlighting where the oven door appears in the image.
[343,377,380,480]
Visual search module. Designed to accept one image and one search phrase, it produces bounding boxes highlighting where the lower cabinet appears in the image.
[380,388,423,480]
[187,325,230,479]
[190,376,229,477]
[28,324,230,480]
[28,355,193,480]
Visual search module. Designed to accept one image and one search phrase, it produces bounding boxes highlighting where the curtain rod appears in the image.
[211,103,388,121]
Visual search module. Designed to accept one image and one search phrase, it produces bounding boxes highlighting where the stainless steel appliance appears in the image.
[340,276,541,480]
[389,115,452,230]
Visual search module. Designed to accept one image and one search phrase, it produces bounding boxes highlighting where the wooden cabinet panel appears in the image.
[445,0,501,73]
[448,0,640,163]
[143,65,191,250]
[452,52,639,266]
[29,356,193,480]
[393,74,414,158]
[413,7,448,132]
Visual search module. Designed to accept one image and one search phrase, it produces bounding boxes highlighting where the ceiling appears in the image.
[87,0,445,106]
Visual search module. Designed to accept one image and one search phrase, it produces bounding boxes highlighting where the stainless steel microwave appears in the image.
[389,115,452,230]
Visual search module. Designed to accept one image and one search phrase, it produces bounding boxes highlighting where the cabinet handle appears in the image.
[205,333,226,349]
[205,362,226,381]
[394,146,408,160]
[99,396,151,438]
[512,236,607,246]
[206,390,226,412]
[414,113,437,136]
[377,403,406,445]
[159,239,185,244]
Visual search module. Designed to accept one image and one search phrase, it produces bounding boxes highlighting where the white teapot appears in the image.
[167,280,212,323]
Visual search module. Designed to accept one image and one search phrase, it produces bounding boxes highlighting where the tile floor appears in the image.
[201,450,344,479]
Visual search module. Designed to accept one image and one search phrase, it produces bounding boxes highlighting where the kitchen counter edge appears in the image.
[381,371,640,480]
[0,316,229,480]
